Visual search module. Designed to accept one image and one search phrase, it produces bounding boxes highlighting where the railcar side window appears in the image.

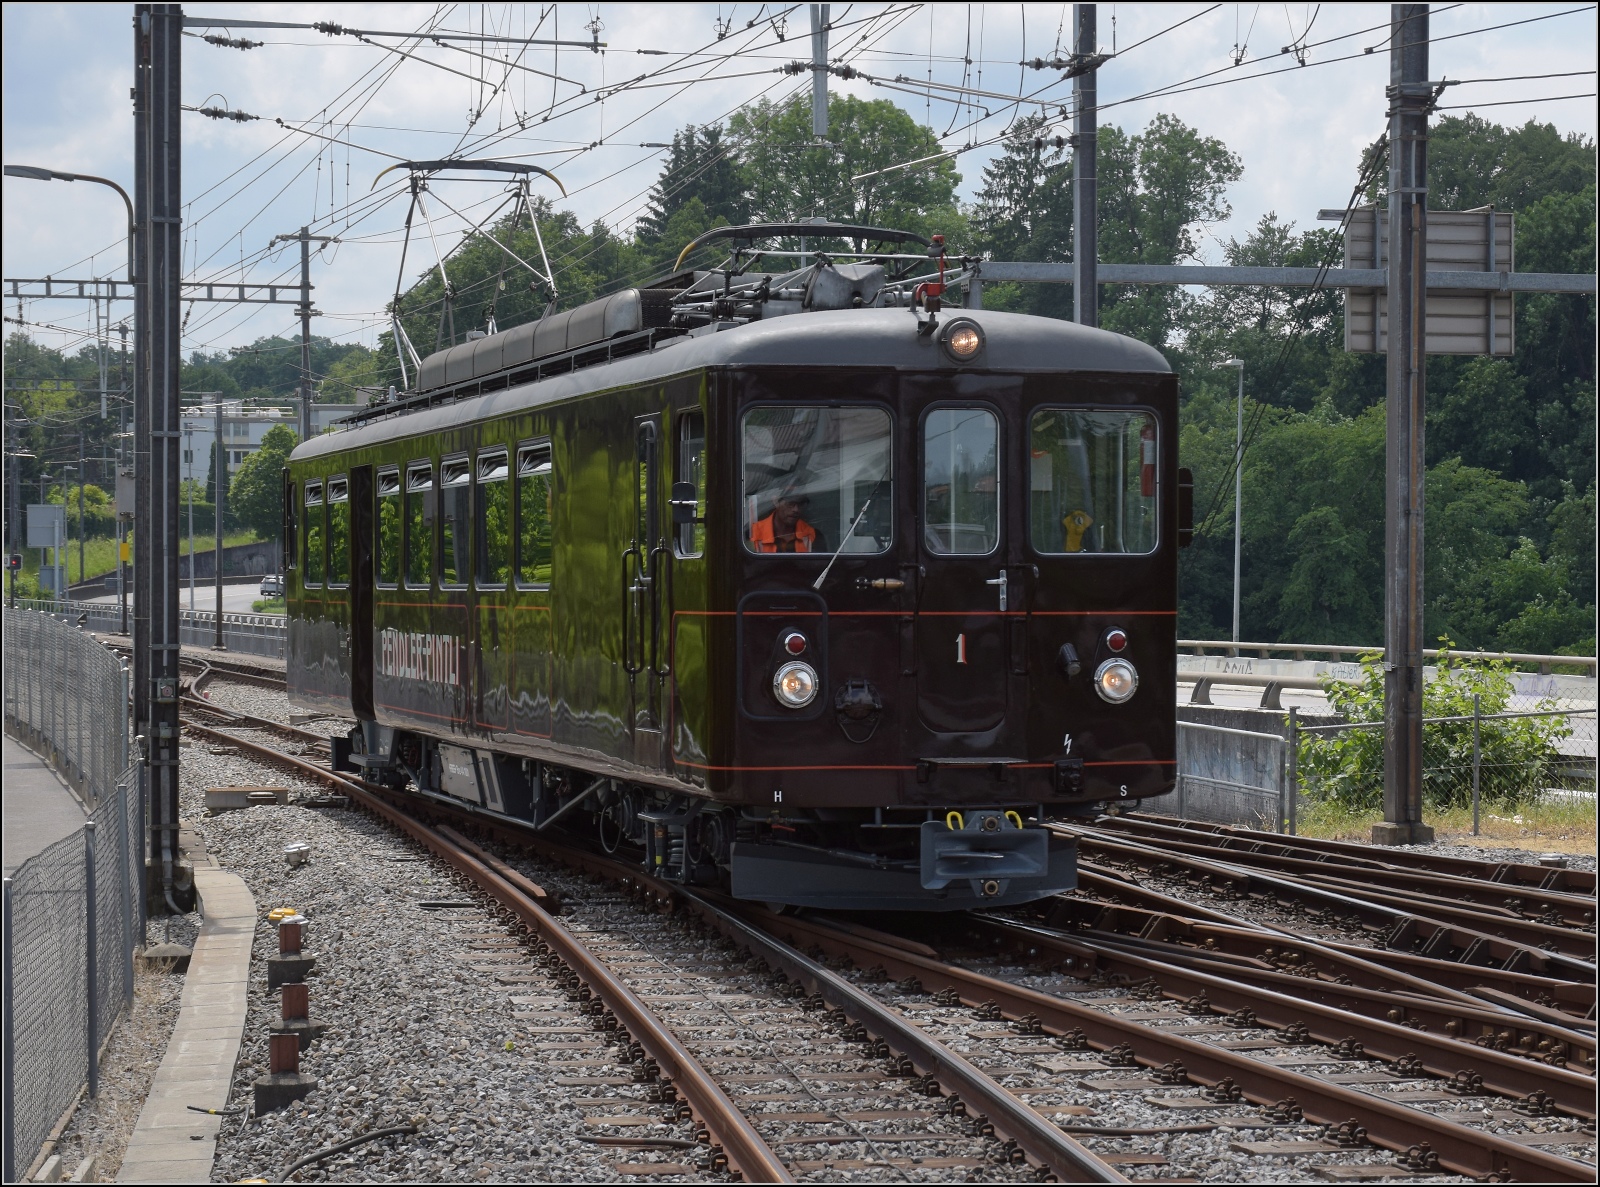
[303,481,324,586]
[439,458,471,588]
[283,473,298,576]
[676,411,706,558]
[326,477,350,585]
[516,443,553,586]
[475,449,511,587]
[404,463,432,587]
[740,406,892,554]
[1028,409,1158,555]
[376,468,401,587]
[922,408,1000,555]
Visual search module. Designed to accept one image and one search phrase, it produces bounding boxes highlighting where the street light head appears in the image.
[1221,358,1244,368]
[4,164,61,181]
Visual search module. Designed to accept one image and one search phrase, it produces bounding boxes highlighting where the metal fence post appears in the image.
[85,821,99,1099]
[120,773,134,1008]
[3,875,15,1184]
[120,665,130,775]
[1286,708,1300,836]
[1471,693,1482,837]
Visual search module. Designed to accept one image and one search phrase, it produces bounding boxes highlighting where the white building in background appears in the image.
[179,402,295,485]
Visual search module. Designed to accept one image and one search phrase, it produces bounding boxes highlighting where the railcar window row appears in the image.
[298,441,556,593]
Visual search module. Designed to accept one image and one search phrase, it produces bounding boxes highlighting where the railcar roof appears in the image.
[289,308,1170,462]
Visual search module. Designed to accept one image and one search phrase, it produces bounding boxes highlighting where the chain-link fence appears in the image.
[3,609,140,1183]
[1296,704,1596,838]
[4,608,129,809]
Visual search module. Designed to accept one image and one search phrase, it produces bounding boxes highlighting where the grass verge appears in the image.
[1295,795,1597,855]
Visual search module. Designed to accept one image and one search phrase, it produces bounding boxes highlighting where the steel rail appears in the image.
[180,695,329,747]
[974,917,1596,1111]
[447,821,1127,1181]
[186,658,287,692]
[469,815,1593,1181]
[176,693,1594,1178]
[1284,872,1596,953]
[1038,890,1597,1024]
[1101,816,1596,926]
[1123,814,1596,896]
[177,717,793,1183]
[736,911,1593,1183]
[684,892,1127,1184]
[1076,928,1596,1063]
[1060,826,1597,982]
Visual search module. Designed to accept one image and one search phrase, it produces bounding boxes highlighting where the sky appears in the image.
[2,2,1595,374]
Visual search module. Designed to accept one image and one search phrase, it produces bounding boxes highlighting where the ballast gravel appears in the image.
[179,743,700,1184]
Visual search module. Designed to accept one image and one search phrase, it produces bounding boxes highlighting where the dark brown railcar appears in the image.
[287,304,1182,909]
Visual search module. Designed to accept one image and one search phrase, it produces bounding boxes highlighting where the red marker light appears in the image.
[783,631,808,656]
[1105,628,1128,653]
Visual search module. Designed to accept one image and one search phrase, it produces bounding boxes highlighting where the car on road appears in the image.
[259,575,284,598]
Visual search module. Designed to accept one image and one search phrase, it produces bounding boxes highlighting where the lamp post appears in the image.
[59,464,77,596]
[1221,358,1245,645]
[184,424,194,610]
[3,165,135,282]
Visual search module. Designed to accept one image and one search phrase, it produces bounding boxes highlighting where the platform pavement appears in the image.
[3,733,88,875]
[117,862,256,1184]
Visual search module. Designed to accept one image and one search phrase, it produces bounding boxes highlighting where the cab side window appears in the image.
[326,476,350,586]
[404,463,432,588]
[376,468,401,587]
[475,449,511,587]
[516,442,553,586]
[675,411,706,558]
[303,481,324,587]
[439,457,471,588]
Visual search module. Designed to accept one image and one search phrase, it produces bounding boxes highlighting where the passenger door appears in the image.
[473,447,512,736]
[624,414,667,765]
[349,465,375,720]
[510,441,553,739]
[914,405,1009,733]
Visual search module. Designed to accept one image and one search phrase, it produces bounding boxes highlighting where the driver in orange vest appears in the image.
[751,488,820,553]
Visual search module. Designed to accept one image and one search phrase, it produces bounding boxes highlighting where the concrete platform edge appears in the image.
[117,866,256,1183]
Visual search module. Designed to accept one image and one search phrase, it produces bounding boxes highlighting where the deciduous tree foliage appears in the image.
[229,424,299,541]
[5,104,1590,655]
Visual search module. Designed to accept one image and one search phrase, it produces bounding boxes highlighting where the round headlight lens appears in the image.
[943,320,983,360]
[773,660,819,708]
[1094,657,1138,704]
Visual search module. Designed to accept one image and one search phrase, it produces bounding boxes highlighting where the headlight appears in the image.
[942,318,984,361]
[773,660,819,708]
[1094,657,1138,704]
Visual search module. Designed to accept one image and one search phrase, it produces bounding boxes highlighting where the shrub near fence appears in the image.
[2,609,140,1183]
[1297,647,1576,813]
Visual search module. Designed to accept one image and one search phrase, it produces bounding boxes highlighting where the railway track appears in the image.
[177,690,1597,1183]
[181,707,1123,1181]
[1058,824,1598,976]
[1094,815,1596,930]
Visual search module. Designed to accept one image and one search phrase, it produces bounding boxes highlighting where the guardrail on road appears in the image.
[16,598,286,660]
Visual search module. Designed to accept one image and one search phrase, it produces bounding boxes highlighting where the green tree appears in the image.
[229,424,298,540]
[971,113,1241,345]
[728,93,965,245]
[636,124,748,246]
[319,344,393,403]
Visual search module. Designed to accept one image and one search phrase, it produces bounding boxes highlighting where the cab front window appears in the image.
[740,406,892,555]
[1029,408,1158,554]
